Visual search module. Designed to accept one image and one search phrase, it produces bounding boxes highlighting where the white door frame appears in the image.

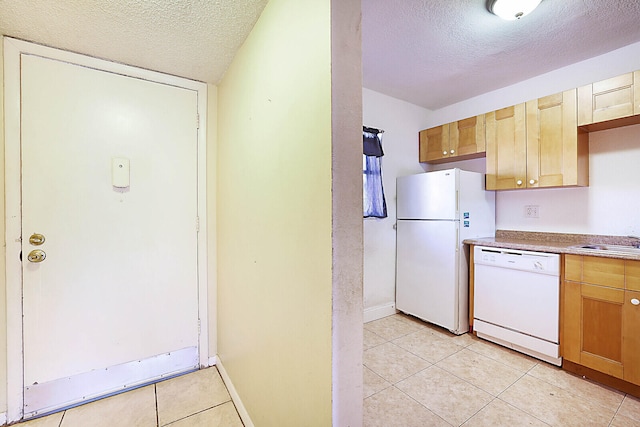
[3,37,209,423]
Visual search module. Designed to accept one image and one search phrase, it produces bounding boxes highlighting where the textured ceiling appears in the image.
[0,0,268,84]
[4,1,640,111]
[363,0,640,110]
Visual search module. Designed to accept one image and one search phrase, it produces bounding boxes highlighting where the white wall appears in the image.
[362,88,430,320]
[497,125,640,236]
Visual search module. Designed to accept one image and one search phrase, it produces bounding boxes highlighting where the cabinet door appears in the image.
[419,124,450,162]
[577,283,624,378]
[623,290,640,385]
[451,115,485,157]
[486,104,526,190]
[526,90,587,188]
[578,71,640,126]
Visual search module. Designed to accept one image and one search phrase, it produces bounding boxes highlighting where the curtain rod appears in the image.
[363,125,384,134]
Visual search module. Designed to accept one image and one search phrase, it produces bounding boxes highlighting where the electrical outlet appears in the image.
[524,205,539,218]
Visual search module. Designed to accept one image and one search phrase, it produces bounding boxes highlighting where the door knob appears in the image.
[27,249,46,263]
[29,233,46,246]
[632,298,640,306]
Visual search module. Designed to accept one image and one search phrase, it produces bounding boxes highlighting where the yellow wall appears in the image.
[0,37,7,413]
[216,0,333,425]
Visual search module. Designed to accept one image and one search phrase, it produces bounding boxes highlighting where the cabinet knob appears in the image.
[632,298,640,306]
[529,179,536,185]
[450,149,455,154]
[516,180,523,186]
[443,151,448,155]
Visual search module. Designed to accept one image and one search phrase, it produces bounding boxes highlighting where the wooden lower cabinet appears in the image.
[563,281,624,378]
[562,255,640,387]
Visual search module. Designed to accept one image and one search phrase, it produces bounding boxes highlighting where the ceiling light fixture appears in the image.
[487,0,542,20]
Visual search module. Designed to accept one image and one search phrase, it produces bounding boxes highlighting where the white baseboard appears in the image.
[208,355,218,367]
[217,359,254,427]
[364,302,397,323]
[0,411,6,426]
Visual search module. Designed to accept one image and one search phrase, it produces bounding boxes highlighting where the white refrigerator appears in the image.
[395,168,495,334]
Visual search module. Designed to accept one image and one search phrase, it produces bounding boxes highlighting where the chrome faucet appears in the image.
[628,235,640,248]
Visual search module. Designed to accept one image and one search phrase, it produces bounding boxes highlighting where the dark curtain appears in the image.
[363,127,387,218]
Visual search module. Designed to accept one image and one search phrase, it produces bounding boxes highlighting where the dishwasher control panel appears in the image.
[474,245,560,275]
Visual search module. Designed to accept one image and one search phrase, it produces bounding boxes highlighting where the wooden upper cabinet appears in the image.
[451,115,486,157]
[419,124,449,162]
[578,71,640,129]
[526,90,588,188]
[419,115,485,164]
[485,104,527,190]
[486,91,588,191]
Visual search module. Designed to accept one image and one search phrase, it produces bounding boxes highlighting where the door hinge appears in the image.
[198,318,201,334]
[196,216,200,232]
[196,113,200,129]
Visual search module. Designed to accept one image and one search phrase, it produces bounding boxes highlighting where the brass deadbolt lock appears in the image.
[27,249,46,263]
[29,233,46,246]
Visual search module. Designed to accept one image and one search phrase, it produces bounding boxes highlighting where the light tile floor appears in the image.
[14,314,640,426]
[18,367,243,427]
[364,313,640,427]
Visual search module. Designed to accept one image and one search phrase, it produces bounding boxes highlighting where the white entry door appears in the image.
[20,53,200,417]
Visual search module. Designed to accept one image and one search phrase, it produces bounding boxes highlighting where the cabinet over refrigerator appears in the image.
[395,168,495,334]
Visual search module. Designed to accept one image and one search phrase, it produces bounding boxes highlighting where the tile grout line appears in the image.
[493,367,546,424]
[464,341,542,372]
[524,368,625,416]
[609,393,628,426]
[504,369,621,426]
[390,384,454,427]
[494,396,553,427]
[161,402,230,426]
[458,396,496,427]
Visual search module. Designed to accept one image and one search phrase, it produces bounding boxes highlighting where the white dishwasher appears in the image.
[473,245,561,366]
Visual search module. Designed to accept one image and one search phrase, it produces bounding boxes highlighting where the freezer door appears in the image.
[396,170,457,220]
[395,220,460,332]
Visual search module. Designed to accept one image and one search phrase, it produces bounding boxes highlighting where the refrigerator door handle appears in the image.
[456,190,459,214]
[456,226,459,252]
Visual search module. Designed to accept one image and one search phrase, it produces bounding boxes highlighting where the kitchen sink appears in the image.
[571,244,640,255]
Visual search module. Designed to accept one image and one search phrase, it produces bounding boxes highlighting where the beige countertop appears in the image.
[464,230,640,261]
